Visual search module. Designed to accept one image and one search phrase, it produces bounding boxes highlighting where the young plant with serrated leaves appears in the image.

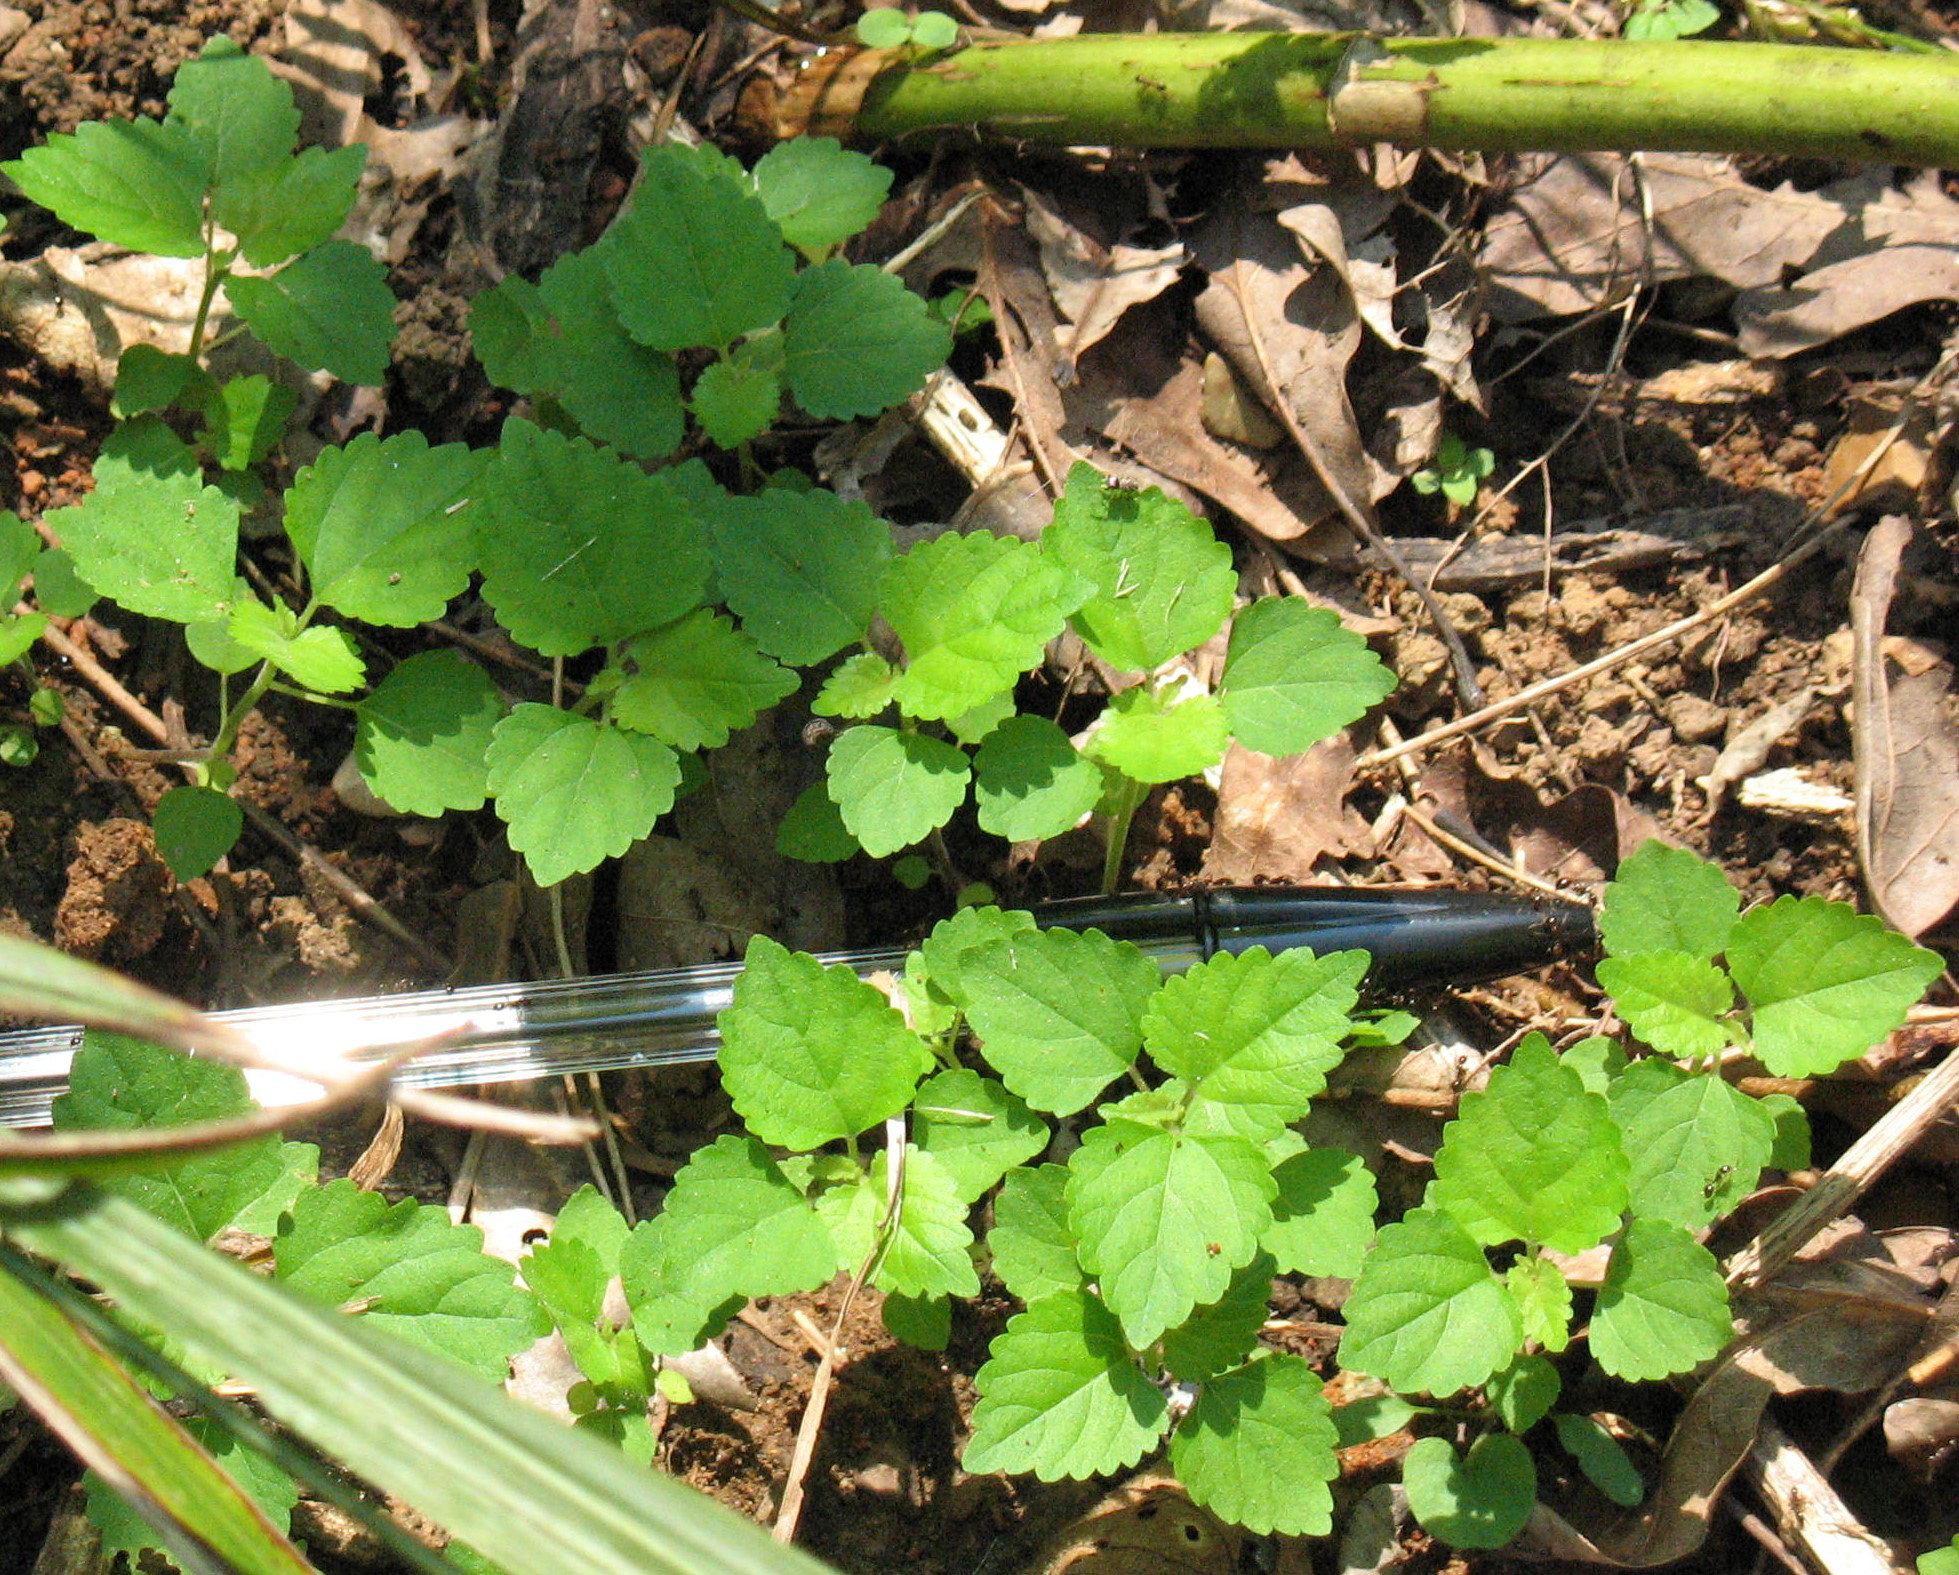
[1335,841,1941,1551]
[0,36,397,877]
[616,904,1394,1538]
[779,462,1397,893]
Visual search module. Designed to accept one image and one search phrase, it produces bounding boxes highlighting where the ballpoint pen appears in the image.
[0,886,1595,1128]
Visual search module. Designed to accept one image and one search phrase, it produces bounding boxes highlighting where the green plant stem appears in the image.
[186,251,233,364]
[206,661,278,770]
[1099,775,1149,897]
[783,35,1959,165]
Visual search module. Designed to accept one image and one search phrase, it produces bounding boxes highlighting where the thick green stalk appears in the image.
[781,35,1959,166]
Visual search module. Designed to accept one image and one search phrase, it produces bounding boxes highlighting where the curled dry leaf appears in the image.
[1021,186,1187,371]
[1851,517,1959,940]
[1200,737,1374,884]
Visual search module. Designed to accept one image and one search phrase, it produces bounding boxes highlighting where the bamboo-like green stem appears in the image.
[780,35,1959,166]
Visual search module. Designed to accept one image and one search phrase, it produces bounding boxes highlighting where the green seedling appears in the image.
[855,7,962,52]
[1624,0,1722,40]
[1409,432,1497,507]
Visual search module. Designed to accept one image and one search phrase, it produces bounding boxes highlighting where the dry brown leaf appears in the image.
[1201,737,1373,883]
[1851,517,1959,940]
[1480,152,1845,322]
[1021,186,1186,370]
[1023,1474,1241,1573]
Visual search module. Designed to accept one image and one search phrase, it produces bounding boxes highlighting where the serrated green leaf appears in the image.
[718,935,927,1148]
[228,241,395,385]
[168,36,298,188]
[911,1068,1047,1203]
[690,344,783,448]
[947,690,1017,748]
[1172,1354,1338,1537]
[824,724,970,857]
[1590,1218,1732,1381]
[750,138,891,252]
[477,418,710,656]
[620,1134,842,1356]
[52,1031,318,1243]
[603,142,795,352]
[988,1163,1083,1302]
[812,653,898,720]
[1430,1035,1628,1254]
[1504,1256,1574,1352]
[1552,1413,1645,1507]
[212,142,366,267]
[1727,895,1943,1076]
[470,274,557,393]
[1159,1253,1273,1381]
[918,904,1039,1010]
[1487,1351,1560,1432]
[286,430,489,626]
[1261,1145,1376,1277]
[1066,1122,1275,1348]
[815,1147,981,1300]
[962,1290,1169,1480]
[1599,841,1740,962]
[355,650,503,816]
[1042,462,1235,672]
[96,414,200,486]
[226,601,364,693]
[882,1291,950,1351]
[1403,1434,1535,1550]
[1560,1034,1626,1095]
[485,706,679,886]
[971,715,1103,842]
[1217,597,1396,757]
[152,785,244,881]
[202,374,296,471]
[1145,946,1366,1142]
[43,472,238,626]
[1608,1059,1775,1229]
[1093,684,1231,785]
[1596,950,1735,1061]
[112,345,201,419]
[1340,1207,1522,1396]
[610,610,795,751]
[0,613,45,666]
[522,1186,630,1384]
[707,488,891,666]
[775,781,860,862]
[535,248,686,459]
[276,1179,545,1380]
[883,531,1090,722]
[3,118,208,256]
[961,925,1158,1114]
[1759,1091,1811,1170]
[782,260,950,420]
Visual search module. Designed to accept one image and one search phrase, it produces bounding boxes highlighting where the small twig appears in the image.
[1395,802,1574,900]
[397,1090,595,1145]
[1740,1417,1908,1575]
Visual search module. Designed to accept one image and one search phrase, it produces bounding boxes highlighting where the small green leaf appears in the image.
[824,724,970,857]
[1599,841,1740,962]
[1145,946,1366,1142]
[212,143,366,267]
[1487,1351,1560,1432]
[815,1147,981,1300]
[25,548,95,619]
[43,471,238,626]
[1066,1121,1275,1348]
[1505,1256,1574,1352]
[276,1179,545,1381]
[882,531,1091,722]
[960,925,1158,1114]
[1597,950,1736,1060]
[988,1163,1084,1302]
[602,142,795,352]
[911,1068,1048,1203]
[750,137,891,252]
[947,690,1016,748]
[719,935,927,1148]
[1727,895,1943,1076]
[1589,1218,1732,1382]
[689,348,782,448]
[1608,1058,1776,1229]
[152,785,244,881]
[29,687,63,727]
[972,715,1104,842]
[1624,0,1721,39]
[1760,1091,1812,1171]
[485,706,679,887]
[1159,1254,1273,1382]
[226,602,365,693]
[910,10,961,48]
[707,488,891,666]
[620,1135,841,1356]
[1217,598,1396,757]
[812,653,898,720]
[1403,1434,1535,1550]
[782,259,951,420]
[1332,1395,1419,1450]
[0,513,36,607]
[202,374,296,471]
[1260,1145,1376,1278]
[1552,1413,1645,1507]
[112,346,201,419]
[1172,1354,1338,1537]
[228,241,395,385]
[477,418,710,657]
[855,7,915,45]
[1340,1207,1523,1396]
[1042,463,1235,672]
[611,610,796,751]
[918,904,1039,1010]
[2,118,208,256]
[1429,1034,1628,1254]
[355,650,504,816]
[1559,1034,1627,1096]
[534,248,686,460]
[963,1290,1170,1480]
[1084,685,1229,785]
[522,1186,630,1383]
[775,781,861,862]
[882,1291,950,1351]
[167,35,299,188]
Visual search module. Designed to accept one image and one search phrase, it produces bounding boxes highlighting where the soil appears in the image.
[2,2,1957,1573]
